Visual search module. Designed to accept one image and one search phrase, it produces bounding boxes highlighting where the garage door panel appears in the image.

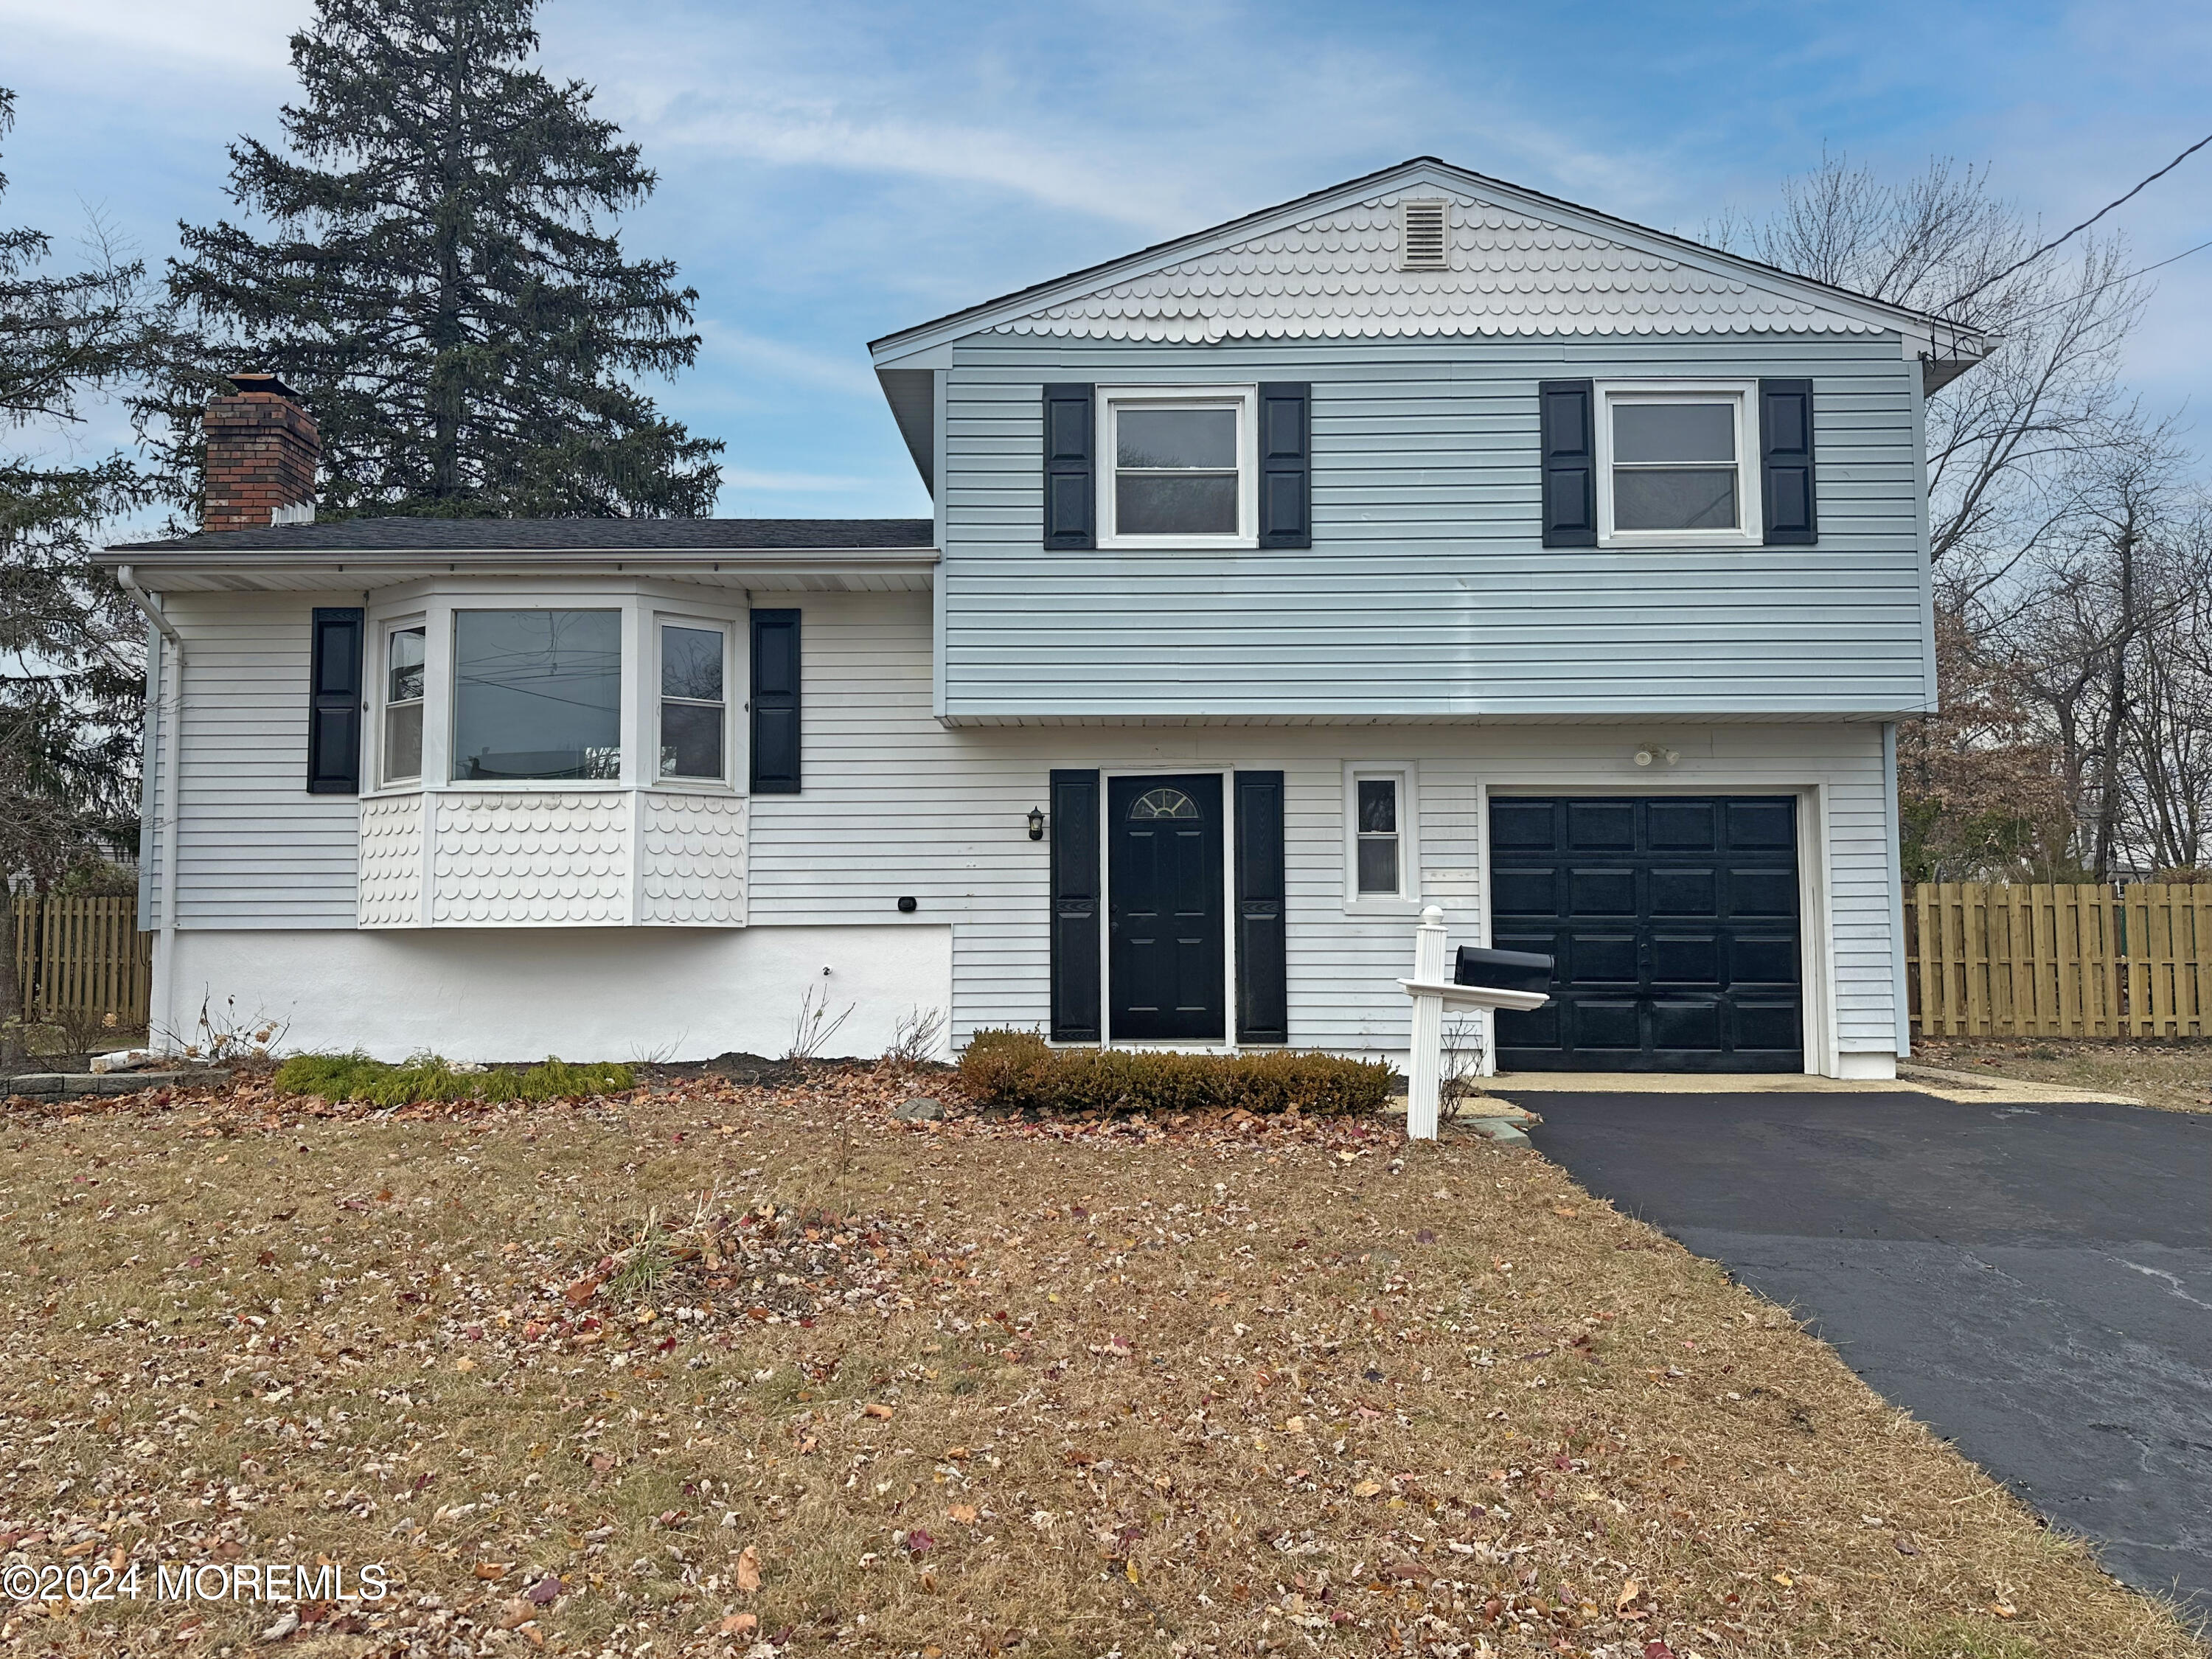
[1726,799,1795,849]
[1730,934,1801,986]
[1651,868,1717,915]
[1733,1001,1803,1052]
[1651,933,1721,986]
[1652,1000,1723,1051]
[1570,1001,1643,1051]
[1569,868,1636,915]
[1490,795,1803,1072]
[1490,800,1556,850]
[1570,933,1639,984]
[1491,867,1557,917]
[1495,1001,1557,1048]
[1648,800,1718,850]
[1566,801,1636,850]
[1728,868,1798,917]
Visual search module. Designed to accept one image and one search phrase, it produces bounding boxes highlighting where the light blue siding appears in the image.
[939,334,1933,721]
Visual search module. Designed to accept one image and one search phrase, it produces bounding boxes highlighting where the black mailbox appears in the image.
[1453,946,1554,995]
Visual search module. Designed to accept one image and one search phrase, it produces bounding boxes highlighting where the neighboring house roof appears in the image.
[869,156,1986,361]
[110,518,934,554]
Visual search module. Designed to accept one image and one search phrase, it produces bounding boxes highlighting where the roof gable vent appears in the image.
[1398,198,1449,270]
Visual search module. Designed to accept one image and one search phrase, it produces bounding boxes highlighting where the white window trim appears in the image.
[1096,385,1259,551]
[1593,380,1762,549]
[652,612,736,788]
[1342,762,1421,915]
[375,613,428,788]
[360,582,746,797]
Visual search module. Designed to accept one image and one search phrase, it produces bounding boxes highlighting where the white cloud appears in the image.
[0,0,307,73]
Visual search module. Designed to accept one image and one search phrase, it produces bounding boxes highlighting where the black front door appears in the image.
[1108,773,1226,1041]
[1489,796,1804,1071]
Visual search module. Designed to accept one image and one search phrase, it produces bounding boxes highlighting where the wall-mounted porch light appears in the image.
[1028,807,1046,841]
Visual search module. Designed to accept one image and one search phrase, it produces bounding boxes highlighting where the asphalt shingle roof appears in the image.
[112,518,936,554]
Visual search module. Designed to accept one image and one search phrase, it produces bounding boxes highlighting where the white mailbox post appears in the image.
[1398,905,1550,1141]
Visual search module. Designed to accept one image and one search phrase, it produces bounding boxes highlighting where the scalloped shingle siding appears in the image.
[996,192,1874,343]
[639,793,748,925]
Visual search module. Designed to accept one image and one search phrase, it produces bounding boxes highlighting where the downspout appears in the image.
[117,567,184,1052]
[1882,720,1910,1061]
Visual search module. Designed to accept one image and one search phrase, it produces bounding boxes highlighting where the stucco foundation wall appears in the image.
[165,924,950,1065]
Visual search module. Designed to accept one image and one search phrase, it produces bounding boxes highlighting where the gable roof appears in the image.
[869,156,1985,362]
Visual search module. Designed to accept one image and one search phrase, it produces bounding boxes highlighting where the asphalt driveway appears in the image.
[1499,1088,2212,1614]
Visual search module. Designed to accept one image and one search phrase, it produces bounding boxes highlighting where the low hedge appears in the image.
[957,1029,1391,1116]
[272,1052,636,1107]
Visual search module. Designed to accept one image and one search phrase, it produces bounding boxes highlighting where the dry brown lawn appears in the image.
[1,1065,2202,1659]
[1913,1037,2212,1113]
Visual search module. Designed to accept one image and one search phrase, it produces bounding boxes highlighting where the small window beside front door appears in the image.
[1343,764,1419,911]
[1357,779,1400,894]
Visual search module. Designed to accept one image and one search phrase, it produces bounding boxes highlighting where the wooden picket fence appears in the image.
[1906,882,2212,1039]
[9,894,153,1031]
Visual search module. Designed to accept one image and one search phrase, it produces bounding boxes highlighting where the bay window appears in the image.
[381,624,425,785]
[452,608,622,781]
[658,621,728,780]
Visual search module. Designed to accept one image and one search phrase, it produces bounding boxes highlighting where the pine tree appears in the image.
[157,0,721,519]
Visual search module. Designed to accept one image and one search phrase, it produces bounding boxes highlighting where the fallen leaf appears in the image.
[1616,1577,1641,1613]
[525,1575,561,1605]
[563,1278,601,1307]
[1643,1642,1678,1659]
[735,1545,762,1593]
[1772,1572,1795,1587]
[947,1505,978,1525]
[864,1402,895,1419]
[1351,1480,1383,1498]
[1551,1206,1579,1218]
[260,1609,300,1643]
[474,1562,508,1580]
[717,1613,758,1637]
[905,1529,936,1556]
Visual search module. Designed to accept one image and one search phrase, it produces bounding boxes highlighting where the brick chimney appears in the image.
[202,371,320,533]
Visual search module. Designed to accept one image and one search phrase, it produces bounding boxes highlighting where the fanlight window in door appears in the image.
[1129,787,1200,821]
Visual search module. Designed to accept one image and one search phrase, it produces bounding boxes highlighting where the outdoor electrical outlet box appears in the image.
[1453,946,1554,995]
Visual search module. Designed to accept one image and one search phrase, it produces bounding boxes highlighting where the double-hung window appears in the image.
[658,622,728,781]
[1594,383,1761,547]
[1099,387,1256,547]
[1343,764,1419,910]
[381,625,425,785]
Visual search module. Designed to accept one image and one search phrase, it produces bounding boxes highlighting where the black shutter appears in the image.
[1759,378,1818,545]
[1256,383,1312,549]
[750,608,801,794]
[1234,770,1289,1044]
[1048,768,1101,1042]
[305,606,363,794]
[1537,378,1596,548]
[1042,383,1094,550]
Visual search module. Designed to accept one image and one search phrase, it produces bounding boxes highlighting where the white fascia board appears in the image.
[866,157,1985,366]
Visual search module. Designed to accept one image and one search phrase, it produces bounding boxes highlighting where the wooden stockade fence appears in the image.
[10,895,153,1032]
[1907,882,2211,1040]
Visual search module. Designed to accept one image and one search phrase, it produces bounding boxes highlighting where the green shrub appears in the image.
[957,1029,1391,1116]
[272,1051,635,1106]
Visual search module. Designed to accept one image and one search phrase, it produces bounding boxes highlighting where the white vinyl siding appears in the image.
[149,589,362,928]
[745,591,1900,1057]
[142,588,1899,1061]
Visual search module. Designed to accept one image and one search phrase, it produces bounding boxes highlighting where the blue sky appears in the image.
[4,0,2208,521]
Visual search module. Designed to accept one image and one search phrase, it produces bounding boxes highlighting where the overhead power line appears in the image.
[1946,128,2212,315]
[1991,234,2212,330]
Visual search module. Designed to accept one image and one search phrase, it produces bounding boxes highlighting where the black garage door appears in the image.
[1489,796,1804,1072]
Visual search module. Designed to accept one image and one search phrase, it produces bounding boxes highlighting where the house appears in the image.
[103,158,1984,1076]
